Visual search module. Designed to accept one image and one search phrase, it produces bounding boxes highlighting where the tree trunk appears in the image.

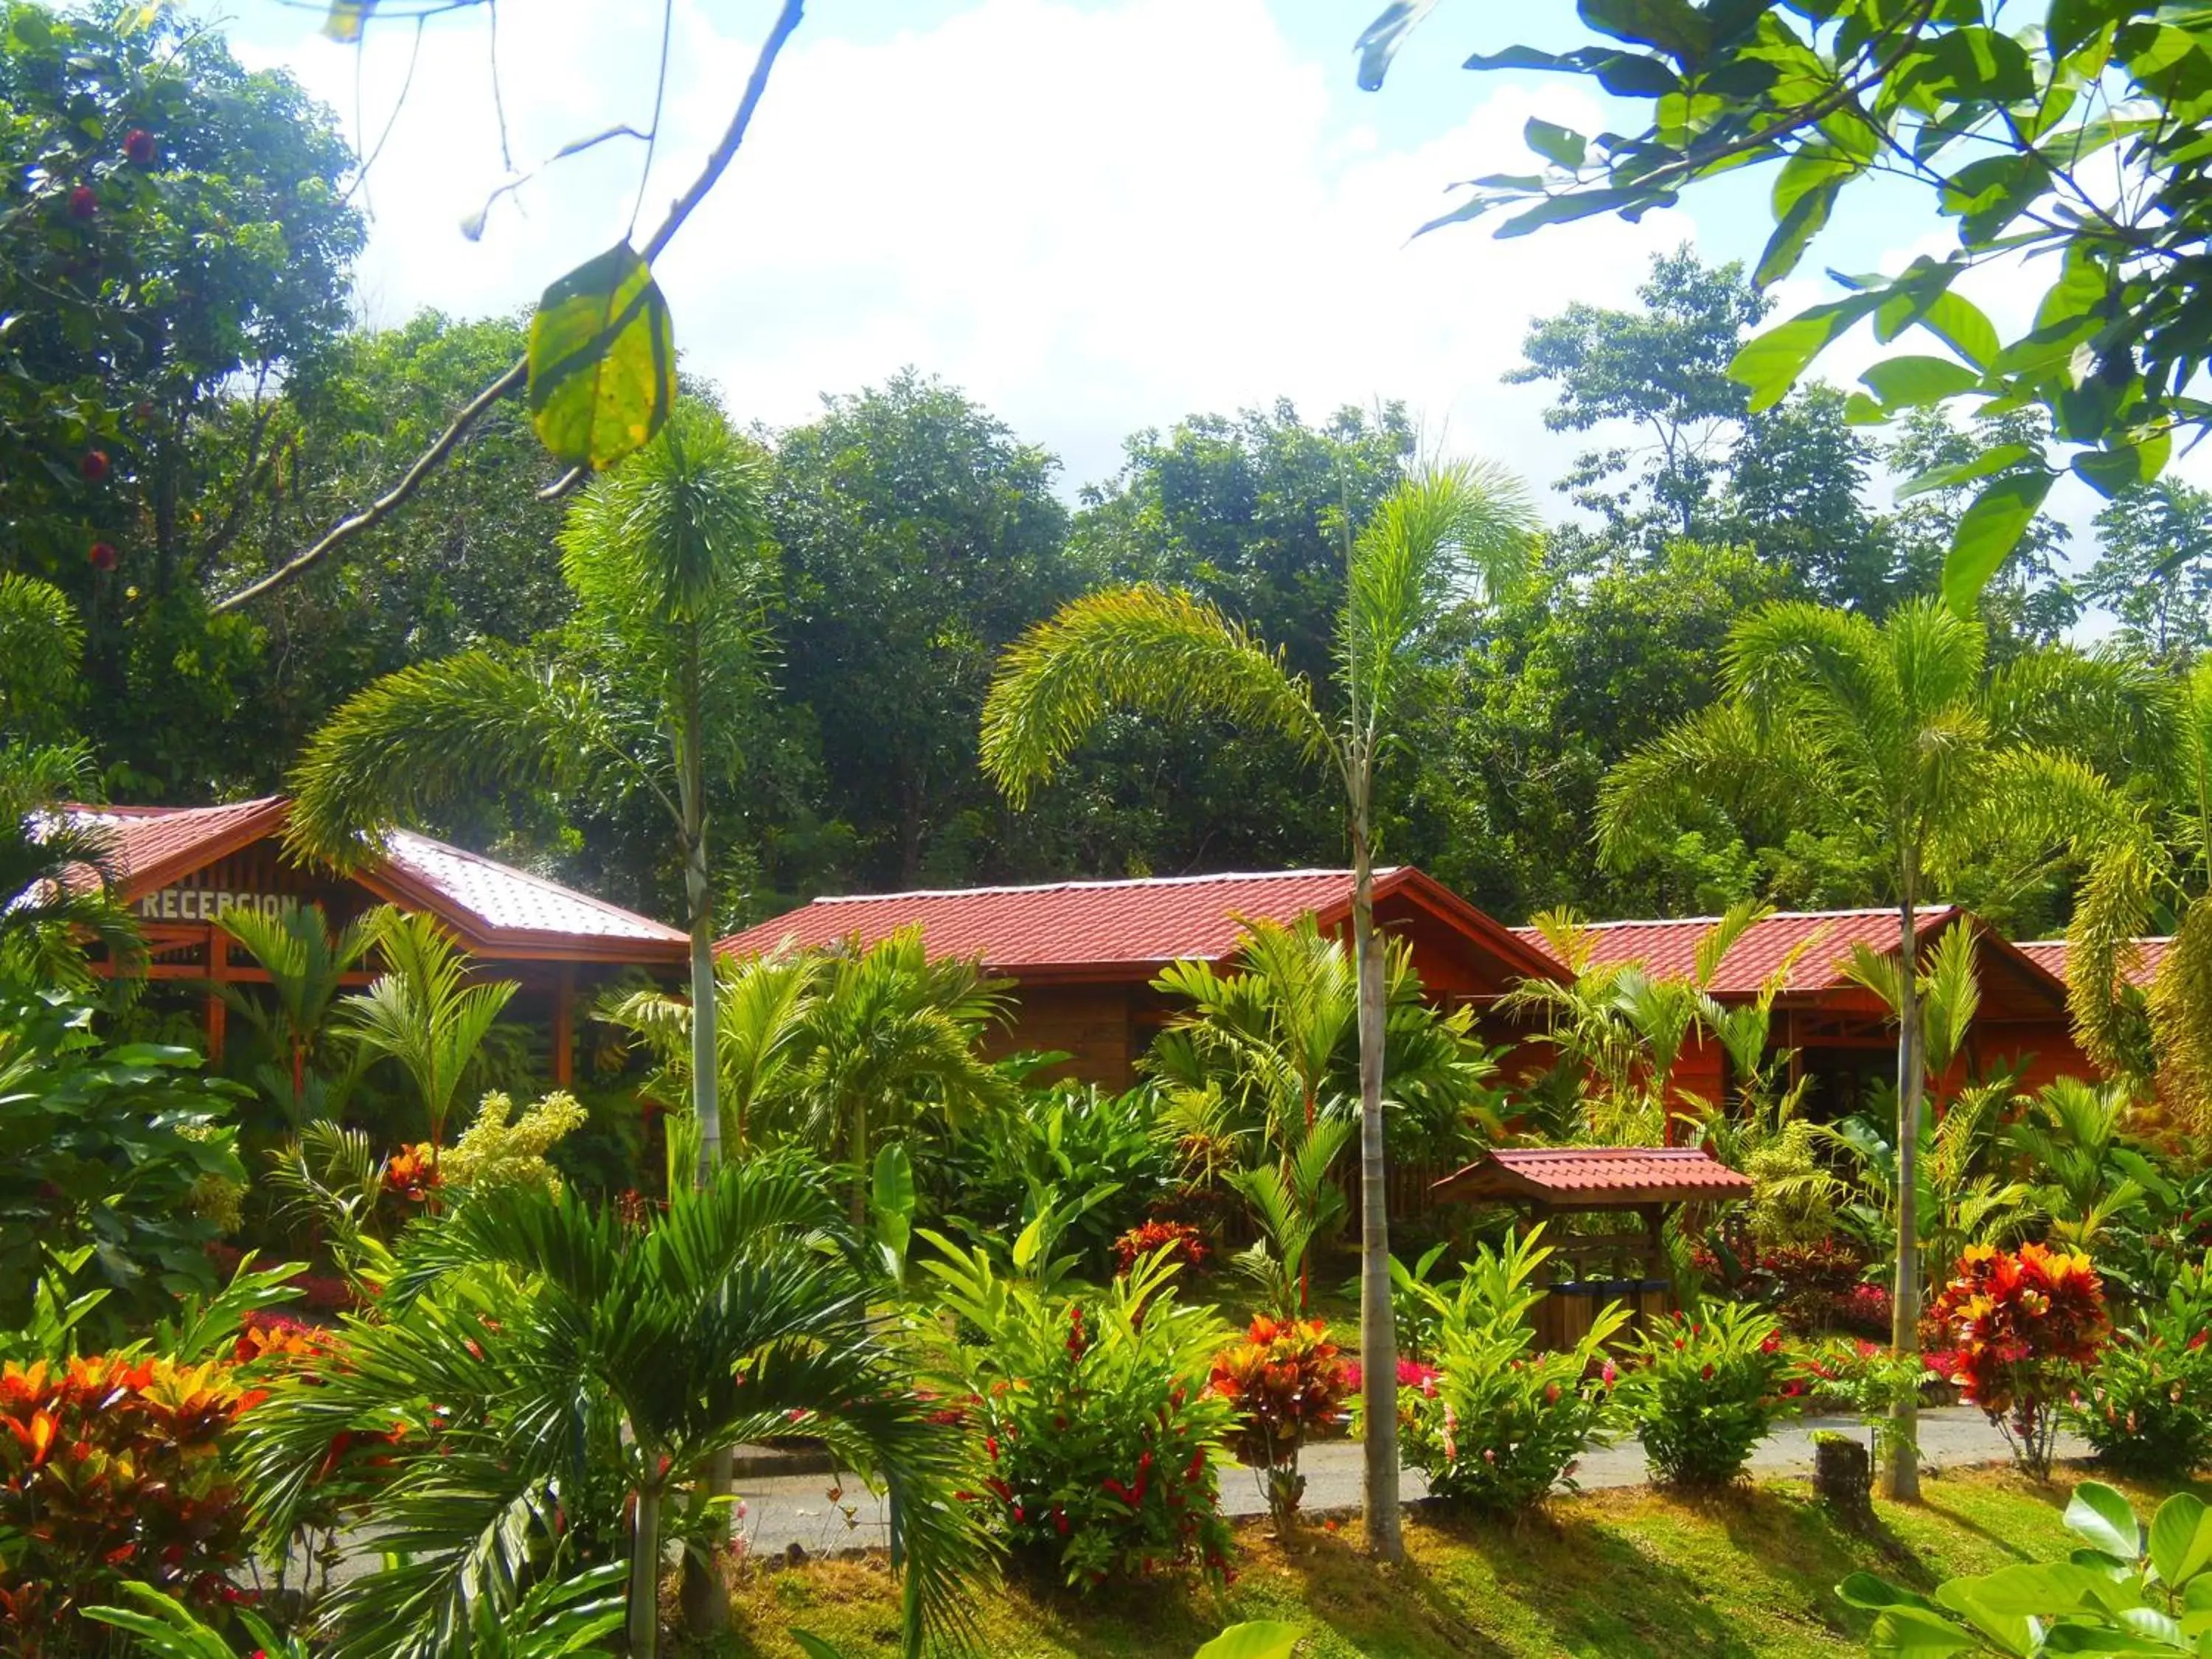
[1351,830,1402,1561]
[629,1485,663,1658]
[1885,882,1925,1502]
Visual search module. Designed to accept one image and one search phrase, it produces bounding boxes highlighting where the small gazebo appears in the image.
[1430,1147,1753,1348]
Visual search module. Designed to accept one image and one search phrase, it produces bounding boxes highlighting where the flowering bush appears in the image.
[1622,1303,1796,1487]
[439,1089,589,1196]
[1396,1228,1632,1515]
[0,1354,262,1652]
[2067,1255,2212,1478]
[1925,1242,2109,1480]
[1206,1315,1351,1528]
[1113,1218,1208,1277]
[924,1239,1237,1589]
[1695,1236,1888,1337]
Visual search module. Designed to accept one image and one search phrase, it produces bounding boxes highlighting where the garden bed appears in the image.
[708,1464,2199,1658]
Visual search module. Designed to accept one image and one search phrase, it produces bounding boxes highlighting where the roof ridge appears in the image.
[807,868,1394,905]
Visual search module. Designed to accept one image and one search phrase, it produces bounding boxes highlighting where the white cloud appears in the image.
[229,0,1696,491]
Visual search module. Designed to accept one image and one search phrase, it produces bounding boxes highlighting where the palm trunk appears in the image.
[629,1485,664,1658]
[849,1094,869,1229]
[1351,824,1402,1561]
[677,633,722,1183]
[1886,875,1924,1502]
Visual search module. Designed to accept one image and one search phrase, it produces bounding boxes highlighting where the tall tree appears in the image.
[1,0,361,790]
[980,462,1537,1560]
[764,372,1073,891]
[288,403,775,1176]
[2083,481,2212,664]
[1720,386,1892,609]
[1506,248,1767,553]
[1598,599,2114,1498]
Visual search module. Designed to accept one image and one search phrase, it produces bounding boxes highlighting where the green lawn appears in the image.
[706,1466,2197,1658]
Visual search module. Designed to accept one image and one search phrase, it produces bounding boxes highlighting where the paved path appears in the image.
[728,1408,2084,1561]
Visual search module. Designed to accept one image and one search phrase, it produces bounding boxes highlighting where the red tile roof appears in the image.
[60,799,686,963]
[1433,1146,1753,1207]
[718,866,1562,984]
[721,869,1380,973]
[2017,937,2168,990]
[1512,906,1963,998]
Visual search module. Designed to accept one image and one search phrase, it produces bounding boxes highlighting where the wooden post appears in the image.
[552,965,575,1089]
[206,920,228,1065]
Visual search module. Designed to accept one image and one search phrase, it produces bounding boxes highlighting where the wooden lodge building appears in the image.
[717,866,1563,1086]
[1508,906,2091,1112]
[724,874,2104,1108]
[68,796,689,1085]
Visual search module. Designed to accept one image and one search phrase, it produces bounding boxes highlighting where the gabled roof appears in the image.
[62,799,686,964]
[717,866,1562,986]
[1432,1146,1753,1208]
[1510,904,2070,1020]
[2017,937,2170,990]
[1511,905,1964,997]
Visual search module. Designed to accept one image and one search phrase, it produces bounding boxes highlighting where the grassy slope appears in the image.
[709,1467,2208,1658]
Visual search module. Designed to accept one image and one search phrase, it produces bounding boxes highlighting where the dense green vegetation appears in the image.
[15,1,2212,1655]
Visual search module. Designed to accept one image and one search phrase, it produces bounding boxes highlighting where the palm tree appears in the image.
[215,902,378,1126]
[979,462,1537,1560]
[239,1156,983,1659]
[0,741,141,988]
[1598,598,2116,1498]
[605,925,1012,1223]
[335,907,516,1164]
[288,403,773,1179]
[2068,657,2212,1116]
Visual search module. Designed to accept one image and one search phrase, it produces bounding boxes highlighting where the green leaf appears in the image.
[2153,1494,2212,1587]
[1909,291,2001,370]
[1840,1573,1943,1614]
[1758,149,1858,285]
[1495,187,1668,237]
[1867,1607,1981,1655]
[1894,442,2036,501]
[1960,1561,2112,1613]
[1944,468,2056,616]
[1728,294,1880,411]
[1860,355,1983,409]
[2067,1481,2145,1562]
[2071,432,2171,498]
[1354,1,1441,91]
[789,1632,849,1659]
[1524,117,1587,169]
[1193,1623,1307,1659]
[526,240,676,472]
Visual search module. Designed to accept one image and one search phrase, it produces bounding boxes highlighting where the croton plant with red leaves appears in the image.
[1925,1241,2110,1480]
[0,1355,262,1652]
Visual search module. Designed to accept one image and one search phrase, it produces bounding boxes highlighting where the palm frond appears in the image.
[980,585,1330,805]
[285,650,633,869]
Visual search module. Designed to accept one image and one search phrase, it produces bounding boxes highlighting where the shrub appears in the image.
[439,1089,589,1195]
[1206,1315,1351,1528]
[1114,1219,1208,1277]
[0,990,247,1345]
[922,1241,1236,1590]
[2067,1254,2212,1478]
[1397,1228,1632,1514]
[1924,1241,2108,1481]
[1623,1302,1795,1487]
[0,1354,261,1652]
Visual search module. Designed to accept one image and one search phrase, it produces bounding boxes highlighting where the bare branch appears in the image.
[209,0,808,614]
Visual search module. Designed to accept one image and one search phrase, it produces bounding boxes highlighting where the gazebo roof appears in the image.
[1431,1147,1753,1209]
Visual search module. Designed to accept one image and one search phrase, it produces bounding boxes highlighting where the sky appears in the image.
[201,0,2149,554]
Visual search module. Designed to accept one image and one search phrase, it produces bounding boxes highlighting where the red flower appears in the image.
[124,128,156,165]
[87,541,118,571]
[80,450,110,482]
[69,185,97,218]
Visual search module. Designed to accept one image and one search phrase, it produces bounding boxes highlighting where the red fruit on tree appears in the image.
[69,185,97,219]
[80,450,110,483]
[133,401,154,424]
[87,542,119,571]
[124,128,156,165]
